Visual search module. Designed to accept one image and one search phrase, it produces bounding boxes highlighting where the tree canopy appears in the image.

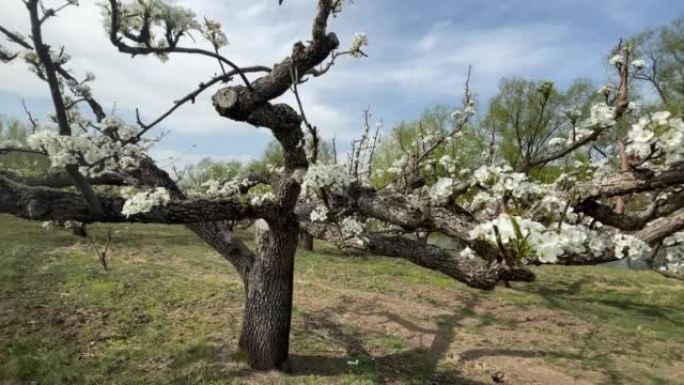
[0,0,682,371]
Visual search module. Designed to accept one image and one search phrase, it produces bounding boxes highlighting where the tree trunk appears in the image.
[239,219,298,370]
[71,222,88,237]
[299,232,314,251]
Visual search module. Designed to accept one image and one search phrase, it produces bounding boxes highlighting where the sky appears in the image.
[1,0,683,168]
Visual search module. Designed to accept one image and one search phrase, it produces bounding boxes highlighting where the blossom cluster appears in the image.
[0,139,23,150]
[310,205,329,222]
[106,0,199,35]
[626,111,684,165]
[613,233,652,260]
[301,164,353,198]
[349,33,368,58]
[341,216,365,238]
[101,0,227,60]
[661,232,684,274]
[463,165,546,215]
[429,177,454,203]
[469,214,611,263]
[200,178,249,198]
[202,19,228,48]
[584,103,616,129]
[26,120,153,177]
[121,187,171,217]
[547,103,616,150]
[250,192,275,206]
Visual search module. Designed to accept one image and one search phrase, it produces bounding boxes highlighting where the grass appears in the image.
[1,214,683,384]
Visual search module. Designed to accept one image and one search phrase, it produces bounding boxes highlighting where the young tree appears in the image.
[482,78,599,176]
[628,17,684,112]
[1,0,683,371]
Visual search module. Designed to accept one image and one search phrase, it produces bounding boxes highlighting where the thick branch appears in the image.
[575,189,684,231]
[298,213,534,290]
[129,159,256,280]
[0,170,126,188]
[637,208,684,245]
[211,0,339,173]
[573,168,684,202]
[0,175,267,224]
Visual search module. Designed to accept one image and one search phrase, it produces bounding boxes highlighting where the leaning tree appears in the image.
[1,0,683,371]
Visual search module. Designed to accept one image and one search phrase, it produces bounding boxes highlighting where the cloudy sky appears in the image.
[1,0,682,167]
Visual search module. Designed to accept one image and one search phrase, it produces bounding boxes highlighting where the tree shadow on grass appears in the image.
[518,277,684,328]
[286,297,489,385]
[165,297,489,384]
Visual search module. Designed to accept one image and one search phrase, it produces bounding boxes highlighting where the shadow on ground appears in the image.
[166,298,492,384]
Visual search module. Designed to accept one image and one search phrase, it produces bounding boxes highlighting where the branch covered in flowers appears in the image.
[0,175,273,224]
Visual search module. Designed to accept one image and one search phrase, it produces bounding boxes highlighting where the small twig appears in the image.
[22,100,39,133]
[131,66,270,142]
[91,225,113,271]
[289,67,319,163]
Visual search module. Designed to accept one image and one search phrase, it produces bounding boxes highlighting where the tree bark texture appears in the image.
[238,219,298,370]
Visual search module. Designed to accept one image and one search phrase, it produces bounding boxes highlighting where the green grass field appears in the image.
[1,214,683,385]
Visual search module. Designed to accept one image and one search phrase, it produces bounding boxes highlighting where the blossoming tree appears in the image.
[1,0,683,371]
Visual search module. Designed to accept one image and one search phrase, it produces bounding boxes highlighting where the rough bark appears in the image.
[0,175,268,224]
[572,169,684,202]
[239,219,298,370]
[574,189,684,231]
[0,170,126,188]
[638,208,684,245]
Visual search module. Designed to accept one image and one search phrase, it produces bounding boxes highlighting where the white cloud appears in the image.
[0,0,659,165]
[0,0,339,137]
[319,21,598,96]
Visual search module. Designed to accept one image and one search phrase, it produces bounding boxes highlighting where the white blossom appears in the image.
[26,124,153,177]
[341,217,365,238]
[250,192,275,206]
[438,155,452,168]
[349,33,368,58]
[548,137,567,148]
[429,177,454,203]
[631,59,647,71]
[652,111,671,126]
[121,187,171,217]
[202,19,228,48]
[301,164,353,198]
[598,84,612,95]
[310,205,329,222]
[583,103,615,128]
[469,214,610,264]
[0,139,23,150]
[459,247,477,260]
[609,54,623,65]
[613,234,652,260]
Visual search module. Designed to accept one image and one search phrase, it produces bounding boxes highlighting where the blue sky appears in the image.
[1,0,682,167]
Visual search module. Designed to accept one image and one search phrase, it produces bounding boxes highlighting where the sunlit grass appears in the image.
[1,215,683,384]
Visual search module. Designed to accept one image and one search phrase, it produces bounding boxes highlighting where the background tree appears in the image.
[0,116,50,176]
[482,78,600,179]
[628,16,684,112]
